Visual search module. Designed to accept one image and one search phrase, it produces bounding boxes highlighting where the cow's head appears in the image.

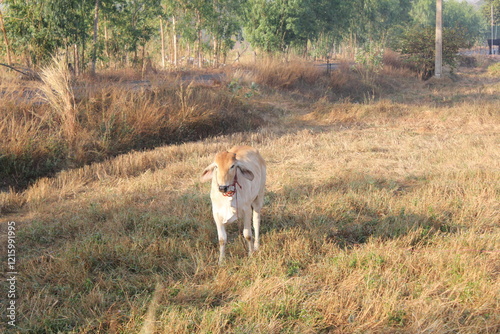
[201,151,254,194]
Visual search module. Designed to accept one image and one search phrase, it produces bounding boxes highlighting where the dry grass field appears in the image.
[1,55,499,333]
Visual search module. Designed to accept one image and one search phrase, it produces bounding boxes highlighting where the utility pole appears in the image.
[435,0,443,78]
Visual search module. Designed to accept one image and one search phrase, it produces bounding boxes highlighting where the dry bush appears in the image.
[239,57,323,89]
[77,81,262,162]
[323,63,382,102]
[1,61,262,191]
[382,49,414,73]
[0,91,66,190]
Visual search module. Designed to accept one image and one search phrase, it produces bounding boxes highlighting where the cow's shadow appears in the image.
[219,174,457,256]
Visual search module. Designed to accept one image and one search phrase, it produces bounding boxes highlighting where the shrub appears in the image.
[394,26,468,79]
[240,57,323,89]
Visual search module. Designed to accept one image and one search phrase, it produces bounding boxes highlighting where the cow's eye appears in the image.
[230,164,235,169]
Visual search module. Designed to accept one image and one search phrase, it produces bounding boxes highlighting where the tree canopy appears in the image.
[0,0,490,69]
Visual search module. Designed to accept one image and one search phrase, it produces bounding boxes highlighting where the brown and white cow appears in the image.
[201,146,266,264]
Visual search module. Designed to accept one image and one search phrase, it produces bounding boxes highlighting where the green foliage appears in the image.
[243,0,347,53]
[348,0,413,45]
[355,42,384,73]
[481,0,500,24]
[104,0,161,55]
[409,0,435,27]
[410,0,486,45]
[354,42,385,85]
[2,0,64,65]
[394,26,468,79]
[444,0,487,45]
[0,0,489,65]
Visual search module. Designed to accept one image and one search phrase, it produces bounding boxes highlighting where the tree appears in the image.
[160,0,242,67]
[445,0,486,46]
[243,0,347,54]
[207,0,243,66]
[104,0,161,66]
[347,0,412,45]
[243,0,287,53]
[481,0,500,25]
[2,0,63,66]
[409,0,435,27]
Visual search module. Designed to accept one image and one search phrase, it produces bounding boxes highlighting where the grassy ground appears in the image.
[1,55,499,333]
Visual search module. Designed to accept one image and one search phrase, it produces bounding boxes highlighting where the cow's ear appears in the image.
[237,164,254,181]
[201,163,216,182]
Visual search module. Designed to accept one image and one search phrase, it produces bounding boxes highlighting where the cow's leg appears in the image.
[252,209,261,251]
[215,218,227,265]
[252,194,264,251]
[242,209,254,256]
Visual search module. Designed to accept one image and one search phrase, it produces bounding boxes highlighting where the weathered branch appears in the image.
[0,63,40,80]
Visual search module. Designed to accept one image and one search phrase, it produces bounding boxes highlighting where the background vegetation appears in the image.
[0,0,495,71]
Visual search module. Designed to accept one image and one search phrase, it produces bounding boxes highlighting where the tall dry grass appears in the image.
[39,56,78,148]
[0,60,262,194]
[0,83,66,191]
[234,57,323,90]
[2,58,499,333]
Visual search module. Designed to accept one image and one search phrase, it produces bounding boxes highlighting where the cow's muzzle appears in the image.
[219,185,235,194]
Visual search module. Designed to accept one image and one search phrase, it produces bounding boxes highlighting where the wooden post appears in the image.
[435,0,443,78]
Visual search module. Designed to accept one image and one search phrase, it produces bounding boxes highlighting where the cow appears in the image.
[201,146,266,264]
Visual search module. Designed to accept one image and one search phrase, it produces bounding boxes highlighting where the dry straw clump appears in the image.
[237,56,323,89]
[39,56,78,147]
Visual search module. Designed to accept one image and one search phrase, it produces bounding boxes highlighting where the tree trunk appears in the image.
[213,0,219,67]
[160,17,166,69]
[172,16,178,67]
[0,8,12,65]
[104,17,111,66]
[213,36,219,68]
[196,10,202,68]
[435,0,442,78]
[91,0,100,75]
[74,44,80,76]
[141,44,146,77]
[81,38,85,73]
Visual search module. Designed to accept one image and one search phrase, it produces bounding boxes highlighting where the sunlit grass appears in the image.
[1,57,499,333]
